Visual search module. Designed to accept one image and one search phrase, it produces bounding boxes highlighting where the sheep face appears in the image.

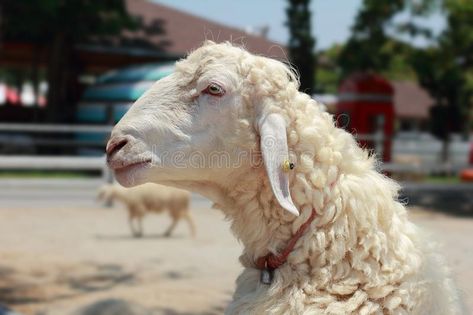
[107,42,299,215]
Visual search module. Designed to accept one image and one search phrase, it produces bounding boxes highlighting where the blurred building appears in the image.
[2,0,285,74]
[392,81,434,132]
[0,0,285,119]
[122,0,285,61]
[321,80,434,134]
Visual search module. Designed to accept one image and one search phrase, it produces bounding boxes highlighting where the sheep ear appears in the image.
[258,113,299,216]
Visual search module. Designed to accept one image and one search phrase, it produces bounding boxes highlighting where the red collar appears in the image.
[255,209,317,270]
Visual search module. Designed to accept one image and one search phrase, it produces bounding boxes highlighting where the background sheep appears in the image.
[98,183,195,238]
[105,42,465,314]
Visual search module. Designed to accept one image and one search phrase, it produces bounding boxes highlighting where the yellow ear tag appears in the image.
[282,160,295,172]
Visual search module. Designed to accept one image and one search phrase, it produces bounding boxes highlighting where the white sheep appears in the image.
[105,42,465,314]
[98,183,195,238]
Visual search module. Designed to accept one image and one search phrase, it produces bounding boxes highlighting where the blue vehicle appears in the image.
[76,62,175,155]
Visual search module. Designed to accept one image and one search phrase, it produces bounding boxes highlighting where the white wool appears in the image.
[108,42,466,314]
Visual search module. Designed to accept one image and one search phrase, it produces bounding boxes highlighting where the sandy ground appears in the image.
[0,203,241,315]
[0,180,472,314]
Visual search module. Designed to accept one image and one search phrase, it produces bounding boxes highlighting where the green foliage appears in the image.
[339,0,472,143]
[337,0,438,77]
[286,0,316,94]
[379,41,417,81]
[316,44,342,93]
[410,0,473,138]
[1,0,137,122]
[2,0,137,44]
[338,1,405,75]
[442,0,473,68]
[316,67,339,94]
[316,41,416,94]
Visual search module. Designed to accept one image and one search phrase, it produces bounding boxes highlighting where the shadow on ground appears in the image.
[67,264,135,292]
[151,303,227,315]
[72,298,229,315]
[0,263,135,306]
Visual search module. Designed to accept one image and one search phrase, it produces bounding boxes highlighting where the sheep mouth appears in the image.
[108,159,152,172]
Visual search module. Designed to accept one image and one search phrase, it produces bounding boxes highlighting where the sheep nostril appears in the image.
[106,137,128,157]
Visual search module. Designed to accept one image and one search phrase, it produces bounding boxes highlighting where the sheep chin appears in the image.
[114,161,152,187]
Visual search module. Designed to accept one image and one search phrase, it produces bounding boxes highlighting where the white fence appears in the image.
[0,123,113,182]
[393,132,471,166]
[0,124,470,181]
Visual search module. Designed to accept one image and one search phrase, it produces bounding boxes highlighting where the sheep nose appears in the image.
[106,137,128,158]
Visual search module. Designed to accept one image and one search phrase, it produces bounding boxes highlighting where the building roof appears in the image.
[122,0,287,59]
[1,1,286,71]
[392,81,434,119]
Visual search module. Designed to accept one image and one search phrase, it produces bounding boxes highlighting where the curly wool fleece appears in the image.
[110,41,465,315]
[175,42,463,315]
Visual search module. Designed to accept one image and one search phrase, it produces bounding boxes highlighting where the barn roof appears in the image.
[393,81,434,119]
[120,0,287,59]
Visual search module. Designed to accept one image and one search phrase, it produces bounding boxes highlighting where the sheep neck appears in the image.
[216,165,422,288]
[255,208,316,270]
[217,169,306,265]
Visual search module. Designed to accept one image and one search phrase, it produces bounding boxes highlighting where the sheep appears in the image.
[97,183,195,238]
[105,41,465,314]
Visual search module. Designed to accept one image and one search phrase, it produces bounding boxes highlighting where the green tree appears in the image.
[338,1,405,75]
[410,0,473,161]
[286,0,316,94]
[318,41,416,94]
[316,44,343,94]
[379,40,417,81]
[341,0,472,162]
[1,0,137,122]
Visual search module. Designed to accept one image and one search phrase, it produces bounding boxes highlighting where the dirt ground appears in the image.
[0,199,472,314]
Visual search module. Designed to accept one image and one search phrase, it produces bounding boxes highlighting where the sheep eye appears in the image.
[203,83,225,96]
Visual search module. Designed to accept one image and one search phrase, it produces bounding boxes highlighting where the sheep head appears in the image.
[107,41,305,216]
[97,185,115,204]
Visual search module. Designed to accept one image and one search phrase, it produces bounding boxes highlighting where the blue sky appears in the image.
[153,0,445,50]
